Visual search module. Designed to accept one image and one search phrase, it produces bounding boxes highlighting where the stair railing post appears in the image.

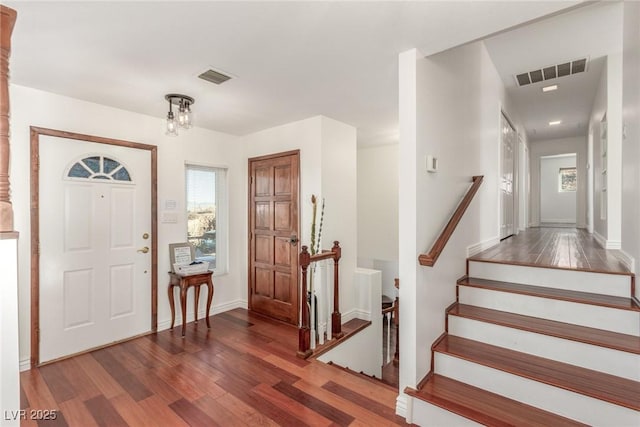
[393,278,399,366]
[331,241,343,339]
[297,246,312,358]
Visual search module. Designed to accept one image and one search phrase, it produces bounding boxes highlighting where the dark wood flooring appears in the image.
[470,227,631,274]
[20,309,409,427]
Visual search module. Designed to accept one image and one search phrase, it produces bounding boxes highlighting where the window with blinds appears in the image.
[185,164,227,273]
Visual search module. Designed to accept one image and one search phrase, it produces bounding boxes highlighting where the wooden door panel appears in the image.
[274,201,291,230]
[254,268,273,297]
[248,151,299,324]
[255,202,271,229]
[255,235,273,264]
[274,237,291,267]
[274,166,291,195]
[274,272,292,302]
[255,167,272,196]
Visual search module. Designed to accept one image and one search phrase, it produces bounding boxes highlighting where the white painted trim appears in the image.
[539,218,577,223]
[593,230,607,248]
[397,393,409,420]
[615,249,635,273]
[342,308,372,322]
[466,236,500,257]
[157,299,247,331]
[605,239,622,250]
[19,358,30,372]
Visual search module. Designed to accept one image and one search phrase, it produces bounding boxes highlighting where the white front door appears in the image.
[39,136,152,363]
[500,113,516,239]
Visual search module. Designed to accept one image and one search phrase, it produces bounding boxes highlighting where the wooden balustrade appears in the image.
[0,6,17,233]
[393,278,399,366]
[297,241,342,358]
[418,176,483,267]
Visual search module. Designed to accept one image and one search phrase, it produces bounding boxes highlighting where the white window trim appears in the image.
[185,162,229,276]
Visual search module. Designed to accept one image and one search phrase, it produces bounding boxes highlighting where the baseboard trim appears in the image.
[157,299,247,331]
[19,358,30,372]
[396,393,410,420]
[342,308,371,322]
[467,237,500,257]
[593,231,607,248]
[615,249,635,273]
[606,240,622,250]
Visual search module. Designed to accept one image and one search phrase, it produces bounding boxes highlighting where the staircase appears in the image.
[407,259,640,426]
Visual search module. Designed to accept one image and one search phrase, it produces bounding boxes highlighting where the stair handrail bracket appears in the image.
[297,241,342,358]
[418,176,483,267]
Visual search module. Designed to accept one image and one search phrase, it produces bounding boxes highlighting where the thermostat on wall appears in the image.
[426,155,438,173]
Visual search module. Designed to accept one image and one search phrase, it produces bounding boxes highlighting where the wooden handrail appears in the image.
[418,176,483,267]
[297,241,342,358]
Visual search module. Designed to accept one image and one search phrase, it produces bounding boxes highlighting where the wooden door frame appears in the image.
[247,149,300,322]
[30,126,158,367]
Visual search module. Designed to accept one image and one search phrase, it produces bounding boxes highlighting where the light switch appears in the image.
[426,155,438,173]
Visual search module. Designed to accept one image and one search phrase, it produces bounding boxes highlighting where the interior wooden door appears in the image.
[248,150,300,325]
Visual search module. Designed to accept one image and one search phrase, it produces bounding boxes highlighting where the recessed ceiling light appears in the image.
[549,120,562,126]
[542,85,558,92]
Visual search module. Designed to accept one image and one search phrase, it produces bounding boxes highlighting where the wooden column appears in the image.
[0,6,17,232]
[297,245,312,358]
[331,241,343,339]
[393,278,399,366]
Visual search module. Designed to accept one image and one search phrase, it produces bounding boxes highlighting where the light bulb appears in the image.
[177,102,187,127]
[166,112,178,136]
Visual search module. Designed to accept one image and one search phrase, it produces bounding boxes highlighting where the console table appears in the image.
[168,271,214,337]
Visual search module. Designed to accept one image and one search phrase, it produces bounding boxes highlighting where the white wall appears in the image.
[10,85,246,368]
[357,143,399,298]
[540,155,577,223]
[399,40,511,399]
[242,116,359,317]
[621,1,640,299]
[0,236,20,426]
[529,137,587,228]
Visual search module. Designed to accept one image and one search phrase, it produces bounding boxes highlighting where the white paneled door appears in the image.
[39,136,152,363]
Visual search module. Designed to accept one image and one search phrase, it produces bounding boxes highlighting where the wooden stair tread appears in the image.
[407,374,587,427]
[458,276,639,311]
[449,303,640,354]
[434,335,640,411]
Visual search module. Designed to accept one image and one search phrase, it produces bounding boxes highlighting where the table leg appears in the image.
[168,284,176,330]
[180,285,187,337]
[205,278,214,329]
[194,285,201,323]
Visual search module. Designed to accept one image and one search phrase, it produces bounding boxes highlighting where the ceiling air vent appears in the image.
[198,69,232,85]
[514,57,589,87]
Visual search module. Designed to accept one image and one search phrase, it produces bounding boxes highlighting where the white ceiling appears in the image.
[6,1,582,146]
[484,1,622,142]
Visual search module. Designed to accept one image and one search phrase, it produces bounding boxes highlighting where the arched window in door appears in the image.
[66,155,132,182]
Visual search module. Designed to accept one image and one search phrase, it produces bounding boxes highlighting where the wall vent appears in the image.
[198,69,232,85]
[514,58,588,87]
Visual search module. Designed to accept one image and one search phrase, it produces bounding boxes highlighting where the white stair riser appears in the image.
[448,316,640,381]
[411,396,482,427]
[468,261,631,298]
[434,353,640,426]
[459,286,640,336]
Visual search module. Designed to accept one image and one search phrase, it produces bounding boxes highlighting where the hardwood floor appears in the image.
[470,227,631,274]
[20,309,409,427]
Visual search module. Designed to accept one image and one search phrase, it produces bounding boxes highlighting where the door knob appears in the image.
[289,236,299,246]
[137,246,149,254]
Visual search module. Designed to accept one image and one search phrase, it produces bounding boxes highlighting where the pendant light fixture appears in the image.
[164,94,195,136]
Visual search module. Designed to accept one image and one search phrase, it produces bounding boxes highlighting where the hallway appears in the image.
[470,227,630,274]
